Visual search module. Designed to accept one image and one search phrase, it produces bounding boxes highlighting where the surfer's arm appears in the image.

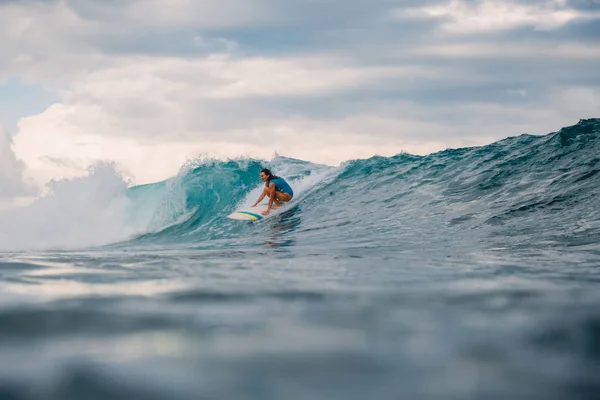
[252,191,266,207]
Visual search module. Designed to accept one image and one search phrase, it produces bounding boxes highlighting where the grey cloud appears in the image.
[0,0,57,4]
[2,0,599,165]
[565,0,600,11]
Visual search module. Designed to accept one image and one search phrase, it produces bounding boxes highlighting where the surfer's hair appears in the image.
[261,168,273,178]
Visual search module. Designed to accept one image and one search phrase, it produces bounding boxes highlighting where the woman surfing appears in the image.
[252,168,294,216]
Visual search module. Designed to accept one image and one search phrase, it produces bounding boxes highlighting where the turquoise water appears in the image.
[1,119,599,399]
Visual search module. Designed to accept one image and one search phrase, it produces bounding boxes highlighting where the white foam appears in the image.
[0,163,148,251]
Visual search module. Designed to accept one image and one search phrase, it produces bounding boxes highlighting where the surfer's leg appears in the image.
[275,192,292,203]
[261,187,277,202]
[269,192,290,210]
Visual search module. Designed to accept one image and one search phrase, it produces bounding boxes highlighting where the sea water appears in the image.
[0,119,599,399]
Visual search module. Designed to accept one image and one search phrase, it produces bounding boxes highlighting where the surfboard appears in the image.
[226,204,270,221]
[227,203,287,221]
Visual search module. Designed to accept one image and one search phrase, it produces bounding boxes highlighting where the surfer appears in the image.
[252,168,294,215]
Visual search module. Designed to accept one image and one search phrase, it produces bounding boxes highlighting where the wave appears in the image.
[0,119,598,251]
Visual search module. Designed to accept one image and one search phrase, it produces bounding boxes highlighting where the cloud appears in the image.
[2,0,600,187]
[0,124,37,198]
[11,51,438,185]
[400,0,600,33]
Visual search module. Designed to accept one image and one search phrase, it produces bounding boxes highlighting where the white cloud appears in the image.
[11,44,598,188]
[0,124,37,198]
[2,0,599,191]
[112,0,275,29]
[11,100,432,187]
[10,53,433,186]
[66,54,415,103]
[401,0,599,33]
[205,57,406,99]
[413,42,600,60]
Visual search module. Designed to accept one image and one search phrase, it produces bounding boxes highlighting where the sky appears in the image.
[1,0,599,199]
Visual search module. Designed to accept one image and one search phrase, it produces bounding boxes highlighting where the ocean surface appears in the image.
[1,119,599,399]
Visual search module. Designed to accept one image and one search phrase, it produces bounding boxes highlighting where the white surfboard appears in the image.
[226,204,269,221]
[227,203,287,221]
